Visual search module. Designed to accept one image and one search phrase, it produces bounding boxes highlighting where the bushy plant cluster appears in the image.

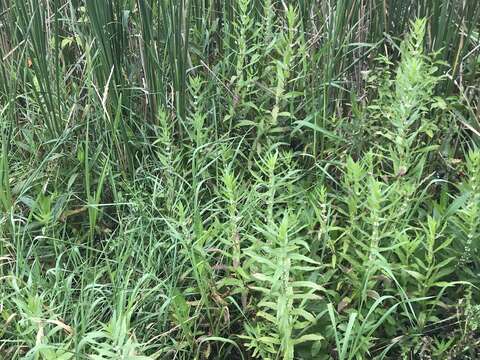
[1,1,480,359]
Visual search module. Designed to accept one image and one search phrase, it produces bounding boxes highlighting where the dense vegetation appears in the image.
[1,1,480,359]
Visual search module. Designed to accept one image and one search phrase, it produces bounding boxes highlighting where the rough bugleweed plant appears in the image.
[1,1,479,359]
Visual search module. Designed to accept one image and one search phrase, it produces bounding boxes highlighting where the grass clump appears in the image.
[1,1,480,359]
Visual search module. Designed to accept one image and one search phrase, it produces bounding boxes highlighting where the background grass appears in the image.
[1,0,480,359]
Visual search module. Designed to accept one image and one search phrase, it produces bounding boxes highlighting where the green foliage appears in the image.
[1,1,480,359]
[241,206,324,359]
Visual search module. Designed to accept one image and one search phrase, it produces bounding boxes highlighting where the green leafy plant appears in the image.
[1,1,480,359]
